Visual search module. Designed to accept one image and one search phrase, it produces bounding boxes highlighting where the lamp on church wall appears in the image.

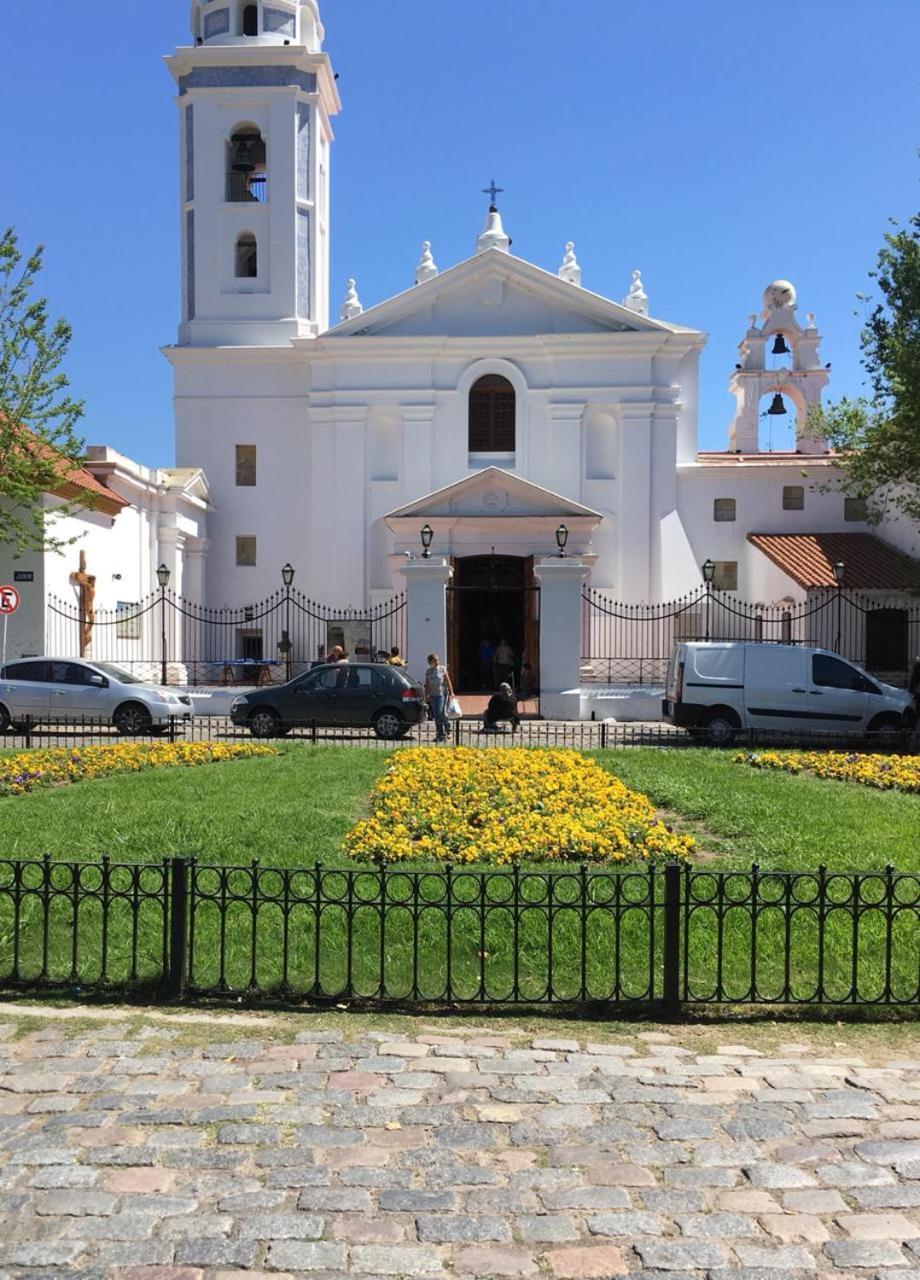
[555,524,569,558]
[420,525,434,559]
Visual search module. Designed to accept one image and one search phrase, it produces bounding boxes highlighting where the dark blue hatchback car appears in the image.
[230,663,426,739]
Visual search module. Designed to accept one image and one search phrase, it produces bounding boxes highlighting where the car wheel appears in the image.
[113,703,153,736]
[0,705,10,734]
[868,714,903,745]
[373,710,406,740]
[705,712,738,747]
[249,708,281,739]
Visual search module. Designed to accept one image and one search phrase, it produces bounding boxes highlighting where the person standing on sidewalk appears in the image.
[424,653,454,744]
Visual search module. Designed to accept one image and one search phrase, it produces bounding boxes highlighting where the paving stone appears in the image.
[824,1240,909,1267]
[452,1244,540,1275]
[33,1190,118,1216]
[852,1187,920,1210]
[544,1244,629,1277]
[744,1162,818,1188]
[634,1241,729,1269]
[676,1212,759,1238]
[94,1242,176,1267]
[759,1212,830,1243]
[857,1141,920,1165]
[349,1244,445,1274]
[837,1214,920,1240]
[236,1212,325,1239]
[733,1245,818,1269]
[783,1188,849,1213]
[516,1215,580,1243]
[262,1240,348,1271]
[216,1123,281,1144]
[587,1211,664,1236]
[541,1186,631,1211]
[378,1190,457,1212]
[416,1214,512,1243]
[173,1239,260,1267]
[27,1167,99,1190]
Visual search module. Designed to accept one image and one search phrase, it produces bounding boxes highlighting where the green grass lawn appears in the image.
[1,745,917,1007]
[597,749,919,872]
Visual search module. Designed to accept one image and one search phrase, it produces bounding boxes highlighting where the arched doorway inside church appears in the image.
[447,555,540,703]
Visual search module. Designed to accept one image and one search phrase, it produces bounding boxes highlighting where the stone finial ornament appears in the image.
[762,279,797,315]
[415,241,439,286]
[623,269,648,316]
[476,206,511,255]
[558,242,582,286]
[339,278,363,321]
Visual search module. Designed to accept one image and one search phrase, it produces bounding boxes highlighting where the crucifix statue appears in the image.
[70,550,96,657]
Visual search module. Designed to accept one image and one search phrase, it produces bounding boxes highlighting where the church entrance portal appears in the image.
[447,555,540,701]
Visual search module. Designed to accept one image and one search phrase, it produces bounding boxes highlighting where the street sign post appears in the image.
[0,585,21,668]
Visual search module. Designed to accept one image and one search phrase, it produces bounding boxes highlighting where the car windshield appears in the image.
[90,662,144,685]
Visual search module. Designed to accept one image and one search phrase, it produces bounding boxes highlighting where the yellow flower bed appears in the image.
[0,742,278,797]
[344,747,694,865]
[736,749,920,794]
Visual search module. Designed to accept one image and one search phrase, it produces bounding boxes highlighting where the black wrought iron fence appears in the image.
[2,857,918,1012]
[45,590,407,686]
[582,587,920,685]
[2,713,917,753]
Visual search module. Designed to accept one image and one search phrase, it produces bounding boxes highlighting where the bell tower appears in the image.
[166,0,340,346]
[728,280,830,454]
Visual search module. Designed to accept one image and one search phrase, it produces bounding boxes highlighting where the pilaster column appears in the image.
[400,557,453,687]
[534,557,589,720]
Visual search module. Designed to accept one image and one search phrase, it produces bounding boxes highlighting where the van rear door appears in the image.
[744,646,810,730]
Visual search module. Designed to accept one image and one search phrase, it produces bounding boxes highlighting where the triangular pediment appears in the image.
[385,468,603,524]
[325,251,686,341]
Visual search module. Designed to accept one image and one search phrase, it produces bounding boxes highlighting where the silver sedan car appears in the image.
[0,658,192,735]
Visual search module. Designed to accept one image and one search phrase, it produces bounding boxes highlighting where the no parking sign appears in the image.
[0,585,21,615]
[0,584,20,666]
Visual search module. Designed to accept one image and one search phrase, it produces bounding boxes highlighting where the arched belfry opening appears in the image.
[235,231,258,278]
[728,280,830,454]
[226,125,267,203]
[469,375,515,455]
[242,3,259,36]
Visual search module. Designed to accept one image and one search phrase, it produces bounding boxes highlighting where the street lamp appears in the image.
[701,559,715,642]
[420,525,434,559]
[281,564,295,681]
[833,561,846,654]
[555,524,569,558]
[156,564,170,685]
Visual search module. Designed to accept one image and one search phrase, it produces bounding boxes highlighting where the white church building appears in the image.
[4,0,917,716]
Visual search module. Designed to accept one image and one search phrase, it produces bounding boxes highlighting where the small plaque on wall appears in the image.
[13,571,34,583]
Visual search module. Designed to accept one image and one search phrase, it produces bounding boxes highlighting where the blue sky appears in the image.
[4,0,918,464]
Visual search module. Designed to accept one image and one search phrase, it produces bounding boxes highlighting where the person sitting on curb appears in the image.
[482,682,520,733]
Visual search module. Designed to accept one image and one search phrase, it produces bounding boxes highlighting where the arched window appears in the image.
[235,232,258,278]
[226,125,268,202]
[469,375,515,454]
[243,3,259,36]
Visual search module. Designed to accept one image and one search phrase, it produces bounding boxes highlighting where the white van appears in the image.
[663,643,915,745]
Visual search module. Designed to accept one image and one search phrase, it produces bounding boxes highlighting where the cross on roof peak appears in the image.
[482,178,504,209]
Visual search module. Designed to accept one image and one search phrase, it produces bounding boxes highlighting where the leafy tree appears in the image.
[812,202,920,528]
[0,227,85,553]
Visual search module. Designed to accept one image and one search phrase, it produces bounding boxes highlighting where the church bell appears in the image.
[767,393,788,416]
[772,333,791,356]
[231,140,255,174]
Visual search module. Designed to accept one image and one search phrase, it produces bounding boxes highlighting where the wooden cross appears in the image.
[70,550,96,657]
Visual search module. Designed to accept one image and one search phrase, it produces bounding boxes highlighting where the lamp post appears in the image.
[156,564,171,685]
[420,525,434,559]
[555,524,569,559]
[701,559,715,642]
[833,560,846,655]
[281,563,295,682]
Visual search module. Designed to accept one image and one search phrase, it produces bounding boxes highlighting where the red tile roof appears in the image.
[748,532,920,591]
[2,422,128,515]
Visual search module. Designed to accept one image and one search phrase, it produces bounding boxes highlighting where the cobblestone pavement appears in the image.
[2,1015,920,1278]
